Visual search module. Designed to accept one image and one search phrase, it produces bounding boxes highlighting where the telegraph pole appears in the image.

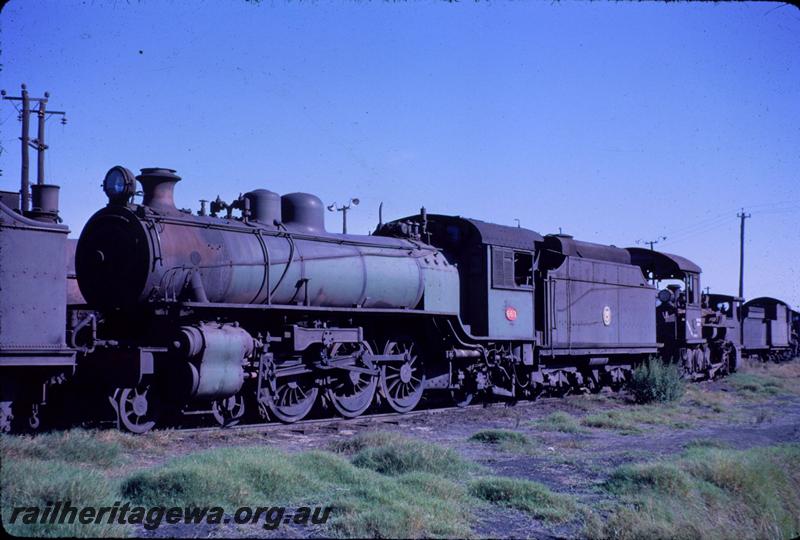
[636,236,666,285]
[36,98,47,184]
[637,236,667,251]
[13,85,29,211]
[1,84,67,212]
[737,209,751,299]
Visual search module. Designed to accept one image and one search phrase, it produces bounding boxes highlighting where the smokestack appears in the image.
[29,183,60,222]
[137,168,181,212]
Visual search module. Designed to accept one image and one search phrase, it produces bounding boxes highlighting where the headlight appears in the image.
[103,166,136,203]
[658,288,673,304]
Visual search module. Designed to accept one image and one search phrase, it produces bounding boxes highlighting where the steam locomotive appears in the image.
[0,166,797,433]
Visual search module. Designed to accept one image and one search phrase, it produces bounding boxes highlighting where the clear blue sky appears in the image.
[1,1,798,308]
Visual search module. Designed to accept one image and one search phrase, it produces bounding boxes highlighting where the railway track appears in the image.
[176,401,493,435]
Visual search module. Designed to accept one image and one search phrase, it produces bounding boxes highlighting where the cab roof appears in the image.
[626,247,702,277]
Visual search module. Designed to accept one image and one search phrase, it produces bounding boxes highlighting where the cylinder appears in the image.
[176,323,253,400]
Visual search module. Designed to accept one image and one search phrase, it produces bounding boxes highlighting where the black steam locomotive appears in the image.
[0,166,797,433]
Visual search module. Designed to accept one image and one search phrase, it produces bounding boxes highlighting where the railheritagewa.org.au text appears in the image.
[8,501,333,530]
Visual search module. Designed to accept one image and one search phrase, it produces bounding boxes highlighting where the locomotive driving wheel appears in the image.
[212,395,246,427]
[113,384,160,434]
[261,359,318,423]
[380,341,426,413]
[325,342,377,418]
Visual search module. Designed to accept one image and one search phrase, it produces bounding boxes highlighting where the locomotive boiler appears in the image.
[76,167,443,311]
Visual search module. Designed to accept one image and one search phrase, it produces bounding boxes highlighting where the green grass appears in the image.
[534,411,585,433]
[725,362,800,400]
[627,356,685,404]
[728,373,785,396]
[121,437,475,538]
[468,476,578,523]
[469,429,530,446]
[588,444,800,540]
[560,393,610,412]
[329,430,408,454]
[682,384,735,413]
[468,429,535,454]
[580,404,695,434]
[581,411,643,434]
[339,431,476,478]
[1,430,478,538]
[1,458,127,537]
[683,438,732,451]
[0,428,125,468]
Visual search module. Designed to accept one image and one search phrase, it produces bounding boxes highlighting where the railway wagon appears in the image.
[705,294,799,363]
[741,297,796,362]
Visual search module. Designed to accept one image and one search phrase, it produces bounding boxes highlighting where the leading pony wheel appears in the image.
[450,388,474,408]
[212,395,246,427]
[114,384,159,434]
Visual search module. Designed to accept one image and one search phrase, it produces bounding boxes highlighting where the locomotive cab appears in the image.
[705,292,742,347]
[626,247,739,376]
[377,214,541,340]
[627,247,704,351]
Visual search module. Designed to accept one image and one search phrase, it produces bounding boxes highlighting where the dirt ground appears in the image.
[115,362,800,539]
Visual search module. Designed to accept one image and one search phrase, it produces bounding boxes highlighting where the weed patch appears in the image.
[534,412,585,433]
[469,429,529,445]
[469,476,577,523]
[0,429,123,467]
[589,444,800,540]
[683,438,732,451]
[468,429,535,454]
[627,357,684,404]
[580,404,695,433]
[581,411,642,433]
[349,433,475,477]
[122,438,475,538]
[728,373,784,397]
[1,458,126,537]
[329,430,407,454]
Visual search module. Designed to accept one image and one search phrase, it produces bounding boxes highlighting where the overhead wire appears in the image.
[636,198,799,248]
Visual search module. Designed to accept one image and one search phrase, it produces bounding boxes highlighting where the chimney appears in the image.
[29,183,60,222]
[137,168,181,212]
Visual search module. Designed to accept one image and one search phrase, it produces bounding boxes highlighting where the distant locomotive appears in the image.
[0,164,796,433]
[706,294,799,363]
